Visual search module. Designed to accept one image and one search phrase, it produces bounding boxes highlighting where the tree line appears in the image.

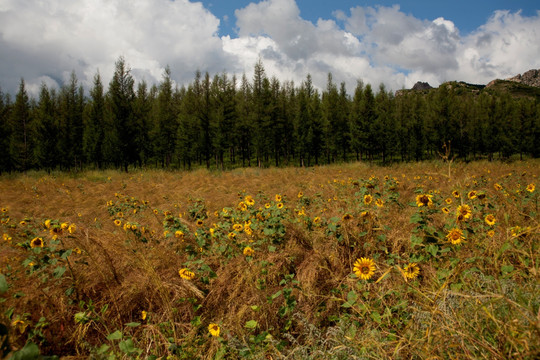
[0,57,538,173]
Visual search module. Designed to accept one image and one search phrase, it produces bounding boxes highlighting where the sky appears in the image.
[0,0,539,97]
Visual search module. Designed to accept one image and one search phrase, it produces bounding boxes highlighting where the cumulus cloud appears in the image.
[0,0,539,96]
[0,0,234,95]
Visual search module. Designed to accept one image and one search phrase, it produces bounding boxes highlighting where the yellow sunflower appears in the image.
[446,228,464,245]
[416,194,433,207]
[493,183,503,191]
[375,198,384,207]
[275,194,282,202]
[485,214,496,226]
[114,219,122,227]
[233,223,243,232]
[243,246,255,256]
[457,204,472,220]
[342,213,353,221]
[441,207,450,214]
[353,257,376,280]
[245,195,255,206]
[402,263,420,279]
[30,237,44,248]
[313,216,321,225]
[277,202,284,209]
[487,230,495,238]
[175,230,184,239]
[208,323,220,337]
[467,190,477,200]
[452,190,460,198]
[227,232,236,240]
[526,183,535,193]
[179,268,195,280]
[363,194,373,205]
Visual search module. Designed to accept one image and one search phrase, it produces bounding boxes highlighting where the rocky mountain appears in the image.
[396,69,540,99]
[505,69,540,87]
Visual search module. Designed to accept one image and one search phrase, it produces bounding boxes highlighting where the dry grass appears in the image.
[1,160,539,359]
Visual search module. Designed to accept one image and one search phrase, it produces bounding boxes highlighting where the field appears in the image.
[1,160,539,359]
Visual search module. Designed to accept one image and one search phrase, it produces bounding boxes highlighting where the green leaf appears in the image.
[346,290,358,304]
[10,342,40,360]
[97,344,110,354]
[370,311,382,324]
[268,245,276,253]
[244,320,258,329]
[0,274,8,293]
[125,322,141,327]
[106,330,123,340]
[53,266,66,278]
[501,264,514,275]
[425,244,439,257]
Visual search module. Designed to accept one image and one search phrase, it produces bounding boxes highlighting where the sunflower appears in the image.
[264,203,271,209]
[416,194,433,207]
[208,323,220,337]
[487,230,495,238]
[446,228,464,245]
[227,232,236,240]
[68,224,77,234]
[153,209,159,215]
[243,246,255,256]
[44,219,51,229]
[467,190,477,200]
[277,202,284,209]
[375,198,384,208]
[342,213,353,221]
[1,207,7,213]
[297,191,303,198]
[196,219,204,227]
[353,257,376,280]
[402,263,420,279]
[30,237,44,248]
[61,222,69,230]
[445,198,452,205]
[441,207,450,214]
[452,190,460,198]
[238,202,248,211]
[245,195,255,206]
[175,230,184,239]
[244,226,253,236]
[19,220,27,226]
[526,183,535,193]
[275,194,282,202]
[233,223,243,232]
[179,268,195,280]
[141,311,147,321]
[363,194,373,205]
[457,204,472,220]
[493,183,503,191]
[361,211,369,217]
[114,219,122,227]
[485,214,496,226]
[313,216,321,225]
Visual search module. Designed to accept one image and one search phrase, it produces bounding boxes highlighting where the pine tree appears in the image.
[33,83,59,171]
[155,66,178,167]
[9,79,33,171]
[0,88,12,173]
[106,56,136,171]
[83,72,105,168]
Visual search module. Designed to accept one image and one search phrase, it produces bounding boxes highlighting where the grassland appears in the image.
[1,160,539,359]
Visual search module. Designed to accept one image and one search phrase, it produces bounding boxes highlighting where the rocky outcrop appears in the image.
[506,69,540,87]
[411,81,433,91]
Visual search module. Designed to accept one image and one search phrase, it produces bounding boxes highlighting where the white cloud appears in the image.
[0,0,232,95]
[0,0,539,97]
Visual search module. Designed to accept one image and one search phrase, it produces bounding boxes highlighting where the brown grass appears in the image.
[1,160,539,359]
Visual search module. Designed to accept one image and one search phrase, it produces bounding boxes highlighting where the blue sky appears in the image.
[206,0,538,37]
[0,0,539,96]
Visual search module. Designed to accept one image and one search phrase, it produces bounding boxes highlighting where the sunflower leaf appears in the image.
[0,274,8,293]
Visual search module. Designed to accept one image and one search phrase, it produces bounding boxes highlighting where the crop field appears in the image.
[0,160,539,359]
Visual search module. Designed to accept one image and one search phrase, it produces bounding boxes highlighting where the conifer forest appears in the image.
[1,57,539,173]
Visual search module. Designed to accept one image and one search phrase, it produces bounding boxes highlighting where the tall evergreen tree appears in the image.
[106,56,136,171]
[33,84,59,171]
[83,71,105,168]
[0,87,12,173]
[9,79,32,171]
[155,66,177,167]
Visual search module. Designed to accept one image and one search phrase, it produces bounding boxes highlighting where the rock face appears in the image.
[506,69,540,87]
[412,81,433,91]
